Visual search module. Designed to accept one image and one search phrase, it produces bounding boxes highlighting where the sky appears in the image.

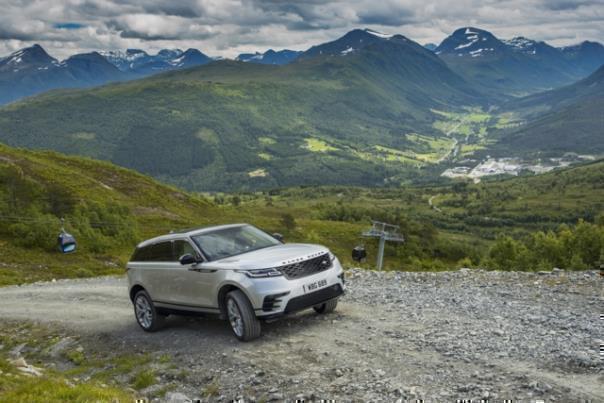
[1,0,603,59]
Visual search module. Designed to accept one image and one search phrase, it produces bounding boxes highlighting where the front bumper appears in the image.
[241,258,345,318]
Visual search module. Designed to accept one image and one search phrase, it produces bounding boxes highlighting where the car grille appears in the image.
[276,253,332,280]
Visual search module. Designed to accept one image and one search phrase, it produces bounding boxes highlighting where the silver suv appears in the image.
[127,224,345,341]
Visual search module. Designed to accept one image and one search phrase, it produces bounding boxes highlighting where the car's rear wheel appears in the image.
[226,290,261,341]
[133,290,165,332]
[314,298,338,314]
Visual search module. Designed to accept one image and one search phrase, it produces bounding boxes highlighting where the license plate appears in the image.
[305,278,328,293]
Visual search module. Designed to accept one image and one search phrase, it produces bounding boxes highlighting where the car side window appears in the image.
[173,240,197,260]
[131,246,149,262]
[146,242,173,262]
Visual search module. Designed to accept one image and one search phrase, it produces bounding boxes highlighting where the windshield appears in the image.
[191,225,280,261]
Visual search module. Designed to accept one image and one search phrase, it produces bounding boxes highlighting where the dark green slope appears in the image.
[0,30,482,191]
[495,65,604,154]
[504,64,604,115]
[0,142,216,285]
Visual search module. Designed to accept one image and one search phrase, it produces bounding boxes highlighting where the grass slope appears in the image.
[1,143,601,286]
[0,143,215,285]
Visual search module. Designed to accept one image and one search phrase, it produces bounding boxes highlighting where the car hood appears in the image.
[205,243,330,270]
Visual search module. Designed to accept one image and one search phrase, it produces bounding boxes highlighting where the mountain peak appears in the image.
[436,27,505,57]
[126,48,147,56]
[0,44,56,71]
[157,49,183,59]
[300,28,401,59]
[236,49,301,65]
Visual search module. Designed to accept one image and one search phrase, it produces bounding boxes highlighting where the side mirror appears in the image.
[352,246,366,262]
[179,253,198,265]
[272,233,284,242]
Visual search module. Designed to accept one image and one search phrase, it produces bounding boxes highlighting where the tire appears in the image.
[225,290,261,341]
[314,298,338,314]
[133,290,166,332]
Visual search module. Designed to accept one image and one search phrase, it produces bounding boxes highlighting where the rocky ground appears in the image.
[0,268,602,402]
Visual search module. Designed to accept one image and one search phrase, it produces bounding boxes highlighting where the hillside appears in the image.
[1,142,602,286]
[0,29,483,191]
[0,143,216,285]
[494,65,604,154]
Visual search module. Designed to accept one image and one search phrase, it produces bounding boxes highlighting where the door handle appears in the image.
[188,267,217,273]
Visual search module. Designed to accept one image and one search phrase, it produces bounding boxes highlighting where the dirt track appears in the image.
[0,269,602,402]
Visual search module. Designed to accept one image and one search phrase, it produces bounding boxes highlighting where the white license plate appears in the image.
[305,278,328,293]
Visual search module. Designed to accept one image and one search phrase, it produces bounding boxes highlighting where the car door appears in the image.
[136,241,176,303]
[168,239,218,310]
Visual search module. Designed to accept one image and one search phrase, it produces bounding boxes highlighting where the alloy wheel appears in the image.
[135,295,153,329]
[227,298,244,337]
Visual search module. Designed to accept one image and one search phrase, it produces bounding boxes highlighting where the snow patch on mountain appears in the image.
[455,37,479,50]
[469,48,494,57]
[365,29,393,39]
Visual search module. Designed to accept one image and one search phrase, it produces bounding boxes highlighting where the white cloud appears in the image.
[0,0,601,59]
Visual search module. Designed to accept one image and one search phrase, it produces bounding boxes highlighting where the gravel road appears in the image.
[0,269,602,402]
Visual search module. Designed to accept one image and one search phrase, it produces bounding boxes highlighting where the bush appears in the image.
[483,220,604,270]
[7,214,60,252]
[280,213,297,232]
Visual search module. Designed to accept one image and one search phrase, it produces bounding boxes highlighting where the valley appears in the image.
[0,28,602,191]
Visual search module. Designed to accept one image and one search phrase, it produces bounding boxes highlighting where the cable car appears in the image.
[58,232,76,253]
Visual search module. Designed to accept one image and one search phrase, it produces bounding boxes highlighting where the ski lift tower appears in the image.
[362,220,405,270]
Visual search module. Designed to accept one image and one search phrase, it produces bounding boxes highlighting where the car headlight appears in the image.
[237,268,283,278]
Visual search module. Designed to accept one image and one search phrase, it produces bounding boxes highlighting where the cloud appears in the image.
[107,14,218,40]
[0,0,601,59]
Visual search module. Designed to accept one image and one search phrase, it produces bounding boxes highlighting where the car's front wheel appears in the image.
[133,290,166,332]
[314,298,338,314]
[225,290,261,341]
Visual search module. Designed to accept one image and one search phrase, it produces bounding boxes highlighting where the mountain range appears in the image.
[1,27,603,105]
[435,27,604,95]
[99,48,213,75]
[236,49,301,65]
[0,27,602,191]
[0,45,126,104]
[0,28,483,191]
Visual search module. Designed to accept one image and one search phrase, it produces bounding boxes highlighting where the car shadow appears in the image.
[108,307,348,351]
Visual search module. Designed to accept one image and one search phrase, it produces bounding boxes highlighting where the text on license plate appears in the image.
[305,278,327,293]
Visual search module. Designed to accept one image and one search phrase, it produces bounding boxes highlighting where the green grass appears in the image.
[0,322,137,402]
[132,369,156,390]
[0,374,134,403]
[303,138,338,152]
